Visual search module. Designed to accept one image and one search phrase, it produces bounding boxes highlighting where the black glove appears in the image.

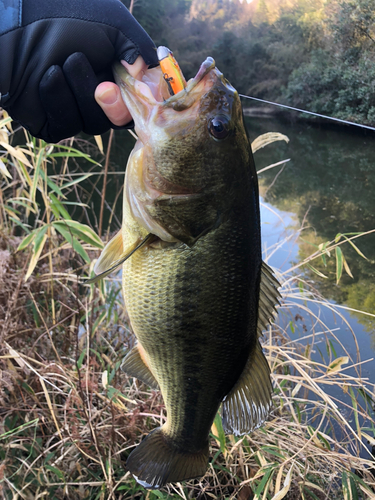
[0,0,158,143]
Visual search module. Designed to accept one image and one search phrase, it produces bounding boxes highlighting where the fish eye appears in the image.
[208,116,230,140]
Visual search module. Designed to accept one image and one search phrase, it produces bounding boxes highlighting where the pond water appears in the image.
[244,115,375,372]
[242,116,375,454]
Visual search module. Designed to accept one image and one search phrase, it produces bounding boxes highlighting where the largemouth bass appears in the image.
[93,57,280,489]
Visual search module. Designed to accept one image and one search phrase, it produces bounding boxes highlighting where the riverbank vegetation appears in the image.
[1,114,375,499]
[125,0,375,126]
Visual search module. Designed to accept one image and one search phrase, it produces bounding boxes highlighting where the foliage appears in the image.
[122,0,375,126]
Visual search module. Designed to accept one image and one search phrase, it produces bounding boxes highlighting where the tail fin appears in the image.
[126,427,209,489]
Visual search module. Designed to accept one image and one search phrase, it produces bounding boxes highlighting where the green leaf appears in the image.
[54,220,103,249]
[303,487,320,500]
[76,351,86,370]
[107,386,121,403]
[45,465,65,482]
[349,386,361,440]
[44,452,56,463]
[8,198,37,213]
[254,466,275,499]
[30,148,45,203]
[294,400,301,423]
[317,432,331,450]
[92,310,107,336]
[321,253,327,266]
[0,418,39,440]
[149,491,170,499]
[39,169,64,197]
[50,193,71,220]
[357,387,375,407]
[25,225,49,281]
[10,218,31,234]
[342,235,367,260]
[261,446,285,459]
[47,145,100,165]
[348,471,373,496]
[53,222,90,262]
[306,263,328,279]
[329,340,337,358]
[60,173,93,190]
[109,360,122,384]
[0,116,12,128]
[211,412,226,454]
[21,381,35,395]
[17,229,39,251]
[335,246,343,284]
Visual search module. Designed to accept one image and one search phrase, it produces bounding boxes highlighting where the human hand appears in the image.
[0,0,158,143]
[95,57,147,127]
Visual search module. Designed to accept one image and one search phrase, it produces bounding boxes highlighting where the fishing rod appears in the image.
[239,94,375,132]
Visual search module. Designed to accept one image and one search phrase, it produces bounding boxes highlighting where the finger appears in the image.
[121,55,148,79]
[95,82,132,127]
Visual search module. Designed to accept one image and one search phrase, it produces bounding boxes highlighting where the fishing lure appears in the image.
[157,46,186,96]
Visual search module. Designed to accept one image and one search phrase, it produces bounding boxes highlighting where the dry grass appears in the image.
[1,112,375,500]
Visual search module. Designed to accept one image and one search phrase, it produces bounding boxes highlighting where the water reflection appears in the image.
[248,116,375,343]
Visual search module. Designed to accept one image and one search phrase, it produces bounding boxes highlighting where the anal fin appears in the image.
[121,344,159,390]
[222,342,272,436]
[257,261,281,337]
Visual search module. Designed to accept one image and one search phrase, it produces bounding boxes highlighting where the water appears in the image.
[244,116,375,455]
[244,115,375,362]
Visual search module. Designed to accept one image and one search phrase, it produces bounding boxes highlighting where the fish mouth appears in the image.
[113,55,215,102]
[113,57,216,141]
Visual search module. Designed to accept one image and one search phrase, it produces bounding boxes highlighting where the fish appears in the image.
[92,56,280,489]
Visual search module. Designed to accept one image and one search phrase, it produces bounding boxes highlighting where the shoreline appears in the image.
[242,105,375,133]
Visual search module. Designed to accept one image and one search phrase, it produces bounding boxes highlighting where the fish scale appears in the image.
[123,211,259,452]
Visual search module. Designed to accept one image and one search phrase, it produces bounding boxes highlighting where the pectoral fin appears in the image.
[257,262,281,337]
[121,344,159,390]
[86,232,154,284]
[222,341,272,436]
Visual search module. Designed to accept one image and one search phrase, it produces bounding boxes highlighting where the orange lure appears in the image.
[157,46,186,96]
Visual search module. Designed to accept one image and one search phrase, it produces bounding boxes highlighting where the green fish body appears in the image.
[94,57,280,489]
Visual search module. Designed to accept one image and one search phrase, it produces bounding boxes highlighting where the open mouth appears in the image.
[113,56,216,108]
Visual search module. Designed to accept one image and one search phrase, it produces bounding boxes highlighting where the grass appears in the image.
[1,111,375,499]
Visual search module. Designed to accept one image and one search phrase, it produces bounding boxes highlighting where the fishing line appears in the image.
[239,94,375,132]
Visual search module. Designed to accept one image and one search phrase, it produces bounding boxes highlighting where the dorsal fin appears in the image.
[257,261,281,337]
[86,232,154,284]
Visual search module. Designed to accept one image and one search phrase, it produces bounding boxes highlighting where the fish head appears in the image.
[114,57,255,246]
